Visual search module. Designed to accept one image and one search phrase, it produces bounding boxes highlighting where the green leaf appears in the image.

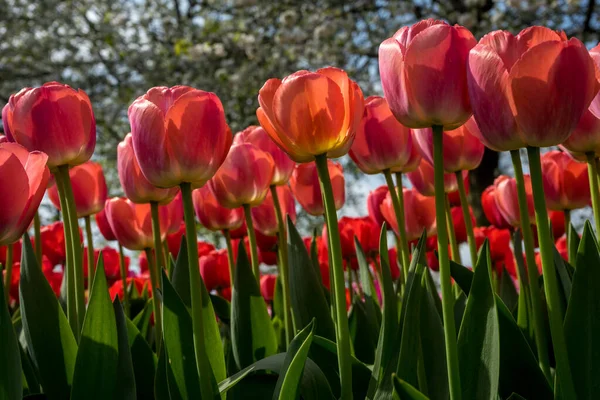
[553,244,573,320]
[564,221,600,399]
[170,238,227,384]
[457,241,499,399]
[273,319,316,399]
[19,235,77,400]
[161,269,202,398]
[71,255,119,400]
[392,374,429,400]
[287,218,336,341]
[349,295,380,364]
[355,237,379,307]
[567,223,580,266]
[19,345,41,395]
[113,299,136,400]
[310,234,325,289]
[132,298,153,340]
[210,293,231,325]
[154,344,170,400]
[498,266,518,312]
[125,317,156,400]
[0,272,22,400]
[231,241,278,369]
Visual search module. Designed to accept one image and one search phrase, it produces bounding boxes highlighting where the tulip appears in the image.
[393,135,422,174]
[407,158,467,197]
[379,19,476,130]
[96,208,117,242]
[541,150,590,211]
[49,162,107,217]
[481,186,511,229]
[475,227,516,278]
[381,188,437,241]
[260,274,277,302]
[200,249,231,292]
[117,133,179,204]
[35,221,82,267]
[367,186,389,228]
[0,242,22,269]
[0,134,8,143]
[303,236,331,289]
[251,185,296,236]
[6,256,62,303]
[109,277,148,302]
[257,67,364,163]
[83,247,130,286]
[3,82,96,168]
[192,184,244,232]
[562,109,600,161]
[290,161,345,216]
[322,216,379,269]
[493,175,535,229]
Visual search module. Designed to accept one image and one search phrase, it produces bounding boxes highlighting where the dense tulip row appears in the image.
[2,18,600,400]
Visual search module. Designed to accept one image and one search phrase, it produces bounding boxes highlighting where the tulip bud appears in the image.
[200,249,231,291]
[541,150,590,211]
[407,158,467,196]
[251,185,296,236]
[192,184,243,232]
[367,186,389,228]
[290,160,345,216]
[260,274,277,301]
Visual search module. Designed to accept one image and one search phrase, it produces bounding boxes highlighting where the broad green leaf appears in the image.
[392,374,429,400]
[154,344,170,400]
[231,242,277,369]
[287,219,336,341]
[453,292,466,337]
[273,320,315,399]
[19,345,40,395]
[564,222,600,399]
[553,244,573,320]
[355,238,379,307]
[498,266,518,312]
[310,234,325,289]
[349,295,380,364]
[567,224,580,266]
[132,298,153,340]
[19,235,77,400]
[125,317,156,400]
[171,234,191,308]
[113,299,136,400]
[457,242,499,400]
[0,274,22,400]
[210,293,231,325]
[71,256,119,400]
[161,270,202,398]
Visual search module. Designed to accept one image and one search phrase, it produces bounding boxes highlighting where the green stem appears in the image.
[315,154,353,400]
[223,229,235,289]
[180,182,214,399]
[455,171,477,267]
[56,165,84,337]
[33,212,42,264]
[445,195,462,264]
[144,248,163,350]
[527,146,576,397]
[383,170,409,284]
[3,244,13,304]
[564,209,573,264]
[432,125,461,400]
[510,149,551,383]
[84,215,95,287]
[118,243,130,317]
[150,202,165,274]
[243,204,260,279]
[586,153,600,236]
[270,185,294,345]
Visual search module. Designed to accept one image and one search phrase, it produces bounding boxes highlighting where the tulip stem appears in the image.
[223,229,235,289]
[432,125,461,400]
[33,212,42,264]
[150,202,165,274]
[564,209,573,264]
[243,204,261,279]
[315,154,353,400]
[180,182,215,400]
[118,243,130,316]
[383,170,409,284]
[455,172,477,267]
[84,215,95,287]
[510,149,551,383]
[270,185,294,345]
[527,146,576,397]
[56,165,84,337]
[144,248,163,351]
[3,244,13,305]
[445,195,462,264]
[586,153,600,236]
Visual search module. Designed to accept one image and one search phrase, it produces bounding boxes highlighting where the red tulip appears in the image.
[413,117,485,172]
[349,96,415,174]
[475,226,516,278]
[493,175,535,228]
[192,184,243,232]
[0,142,50,245]
[302,236,331,289]
[251,185,296,236]
[117,133,178,204]
[0,242,21,268]
[407,158,467,196]
[381,188,437,241]
[481,186,511,229]
[83,247,129,285]
[367,186,389,228]
[259,248,278,266]
[426,250,440,271]
[95,207,117,241]
[322,216,380,265]
[35,221,83,266]
[447,176,469,207]
[562,109,600,161]
[200,249,231,291]
[541,150,590,211]
[555,235,569,262]
[6,256,62,302]
[47,161,107,218]
[260,274,277,301]
[128,86,233,188]
[105,197,169,250]
[379,19,476,130]
[233,125,295,185]
[451,205,476,243]
[549,210,566,240]
[109,277,148,301]
[3,82,96,168]
[209,143,275,208]
[376,247,401,281]
[290,160,345,216]
[257,67,364,162]
[467,27,599,150]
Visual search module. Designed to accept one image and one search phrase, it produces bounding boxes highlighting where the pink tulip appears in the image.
[192,184,244,232]
[407,158,467,196]
[251,185,297,236]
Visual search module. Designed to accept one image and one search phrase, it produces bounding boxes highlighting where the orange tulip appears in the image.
[257,67,364,162]
[192,184,243,232]
[541,150,590,211]
[208,143,275,208]
[251,185,296,236]
[47,161,108,218]
[233,125,295,186]
[289,160,345,216]
[349,96,415,174]
[467,27,599,150]
[493,175,535,228]
[0,142,50,245]
[407,158,467,196]
[380,188,436,241]
[128,86,233,188]
[413,117,485,172]
[379,19,476,130]
[3,82,96,168]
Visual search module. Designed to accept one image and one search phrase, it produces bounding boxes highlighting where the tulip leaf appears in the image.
[498,266,518,313]
[132,298,153,341]
[553,244,573,319]
[154,344,170,400]
[309,234,325,289]
[210,293,231,325]
[125,316,156,400]
[0,273,22,400]
[287,218,336,341]
[392,375,429,400]
[19,344,41,395]
[112,298,136,400]
[19,235,77,400]
[567,223,580,266]
[273,319,315,400]
[349,295,380,365]
[355,237,379,307]
[171,234,191,308]
[564,221,600,399]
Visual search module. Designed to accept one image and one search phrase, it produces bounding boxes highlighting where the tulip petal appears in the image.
[478,30,519,71]
[516,26,564,57]
[0,150,29,244]
[15,151,50,239]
